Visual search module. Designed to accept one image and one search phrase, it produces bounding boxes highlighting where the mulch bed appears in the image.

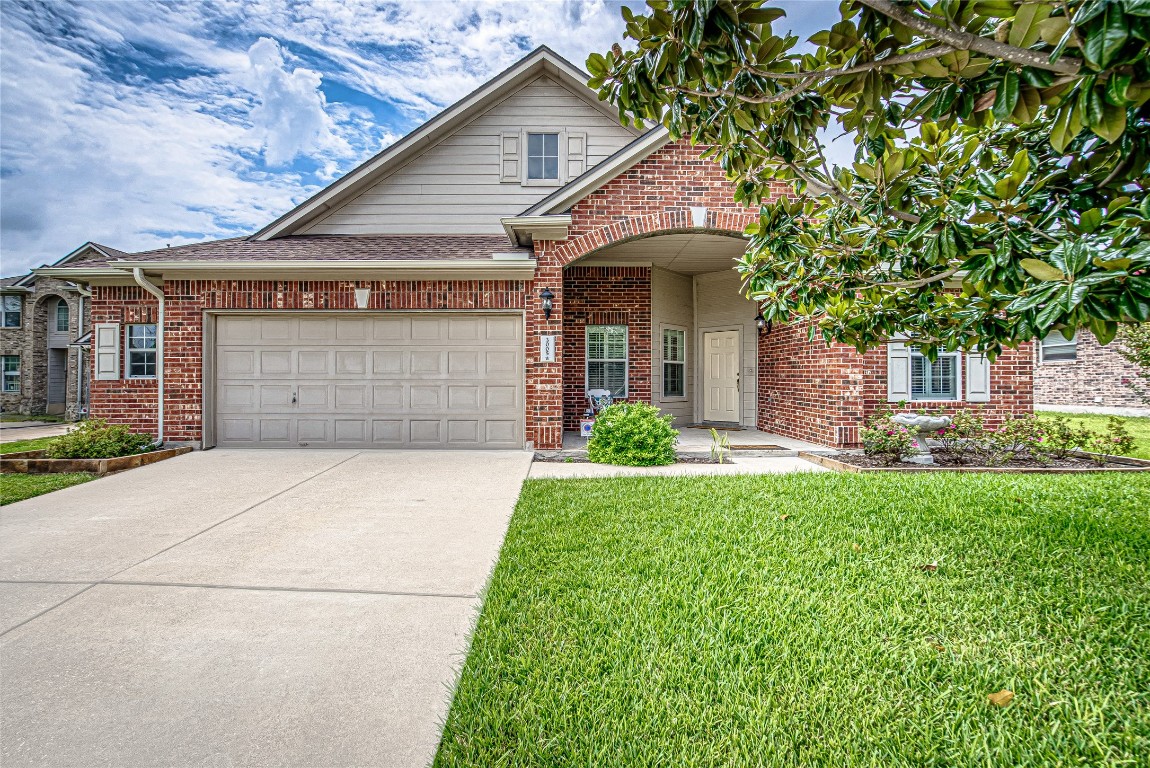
[802,450,1150,473]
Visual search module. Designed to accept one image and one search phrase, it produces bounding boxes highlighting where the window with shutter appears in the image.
[966,353,991,402]
[94,322,121,380]
[499,131,519,182]
[566,131,587,179]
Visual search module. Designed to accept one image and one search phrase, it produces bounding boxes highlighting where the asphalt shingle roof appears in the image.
[58,235,530,269]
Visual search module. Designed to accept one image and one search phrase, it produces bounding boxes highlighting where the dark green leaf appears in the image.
[993,71,1019,121]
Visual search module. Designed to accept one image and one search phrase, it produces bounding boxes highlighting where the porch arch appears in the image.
[549,209,756,268]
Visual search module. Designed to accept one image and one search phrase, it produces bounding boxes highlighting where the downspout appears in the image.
[73,283,92,417]
[131,269,165,445]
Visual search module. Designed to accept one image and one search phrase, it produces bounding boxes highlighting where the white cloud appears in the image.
[245,37,349,166]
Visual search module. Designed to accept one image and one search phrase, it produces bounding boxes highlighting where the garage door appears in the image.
[213,313,523,449]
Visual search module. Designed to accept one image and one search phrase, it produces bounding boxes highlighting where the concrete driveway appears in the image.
[0,449,533,768]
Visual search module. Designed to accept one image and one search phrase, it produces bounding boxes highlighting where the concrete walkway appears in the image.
[0,422,71,442]
[530,455,828,479]
[0,449,533,768]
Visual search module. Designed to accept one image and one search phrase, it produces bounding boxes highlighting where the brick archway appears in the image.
[546,209,757,268]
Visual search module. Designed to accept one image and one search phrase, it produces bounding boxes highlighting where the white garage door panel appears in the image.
[214,314,523,449]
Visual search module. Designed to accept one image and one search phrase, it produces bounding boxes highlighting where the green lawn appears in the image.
[0,472,95,505]
[0,436,60,455]
[1037,410,1150,460]
[437,473,1150,767]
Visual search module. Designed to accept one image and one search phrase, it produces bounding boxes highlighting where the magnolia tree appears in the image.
[590,0,1150,357]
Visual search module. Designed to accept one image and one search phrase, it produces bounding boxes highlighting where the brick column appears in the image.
[526,244,565,449]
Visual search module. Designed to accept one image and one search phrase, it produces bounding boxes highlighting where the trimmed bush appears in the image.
[46,419,155,459]
[587,403,678,466]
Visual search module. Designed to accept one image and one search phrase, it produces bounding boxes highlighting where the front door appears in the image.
[703,330,740,423]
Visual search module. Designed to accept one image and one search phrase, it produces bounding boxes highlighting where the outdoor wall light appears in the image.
[540,287,555,320]
[354,286,371,309]
[755,312,771,335]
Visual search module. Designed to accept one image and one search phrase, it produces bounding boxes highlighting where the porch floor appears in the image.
[552,426,830,457]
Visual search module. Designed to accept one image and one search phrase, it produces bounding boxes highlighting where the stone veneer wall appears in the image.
[0,277,88,418]
[1033,332,1145,409]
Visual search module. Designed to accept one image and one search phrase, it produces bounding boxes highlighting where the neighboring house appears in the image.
[0,264,97,419]
[39,47,1033,450]
[1033,331,1148,415]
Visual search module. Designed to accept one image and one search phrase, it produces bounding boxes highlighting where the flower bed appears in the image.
[0,446,193,476]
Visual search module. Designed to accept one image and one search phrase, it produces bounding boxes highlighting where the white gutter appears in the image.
[131,268,165,445]
[72,283,92,417]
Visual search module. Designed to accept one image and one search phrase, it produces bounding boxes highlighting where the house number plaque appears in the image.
[540,335,556,362]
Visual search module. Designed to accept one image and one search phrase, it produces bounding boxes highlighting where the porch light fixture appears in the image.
[755,312,771,335]
[354,286,371,309]
[540,287,554,320]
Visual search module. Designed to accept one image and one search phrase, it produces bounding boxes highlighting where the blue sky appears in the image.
[0,0,836,276]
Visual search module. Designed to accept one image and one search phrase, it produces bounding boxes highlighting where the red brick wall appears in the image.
[561,267,652,429]
[757,322,1034,446]
[90,280,527,443]
[1033,333,1145,409]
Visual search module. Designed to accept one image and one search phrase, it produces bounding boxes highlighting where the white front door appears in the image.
[703,330,740,423]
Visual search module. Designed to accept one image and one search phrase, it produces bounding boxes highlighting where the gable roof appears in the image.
[252,46,642,242]
[519,126,671,218]
[2,242,127,290]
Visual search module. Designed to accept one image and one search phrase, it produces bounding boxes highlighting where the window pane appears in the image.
[910,351,957,400]
[3,296,19,311]
[1041,332,1077,361]
[543,156,558,179]
[527,156,544,180]
[528,132,543,156]
[663,329,684,362]
[587,327,605,360]
[544,132,558,155]
[604,326,626,360]
[605,361,626,397]
[664,362,684,397]
[56,301,69,331]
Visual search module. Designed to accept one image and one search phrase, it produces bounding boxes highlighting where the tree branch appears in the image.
[740,45,957,80]
[856,0,1083,75]
[680,75,817,105]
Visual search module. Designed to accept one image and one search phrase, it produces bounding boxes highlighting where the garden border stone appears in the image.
[0,446,193,476]
[799,450,1150,474]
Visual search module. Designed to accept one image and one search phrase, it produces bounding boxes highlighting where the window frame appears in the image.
[909,346,961,402]
[2,295,21,329]
[525,131,561,184]
[1,355,19,392]
[55,299,69,332]
[586,324,628,399]
[126,323,158,379]
[661,326,687,400]
[1039,331,1078,363]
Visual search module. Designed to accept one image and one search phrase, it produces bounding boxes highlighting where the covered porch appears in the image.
[560,231,770,433]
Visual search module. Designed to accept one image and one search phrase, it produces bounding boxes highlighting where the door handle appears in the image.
[292,391,297,405]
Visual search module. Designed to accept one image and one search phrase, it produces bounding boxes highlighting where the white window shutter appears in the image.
[566,131,587,180]
[966,353,991,402]
[499,131,519,182]
[887,342,911,402]
[94,322,120,380]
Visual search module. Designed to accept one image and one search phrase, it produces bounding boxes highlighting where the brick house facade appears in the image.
[1033,332,1146,412]
[0,274,89,418]
[41,47,1034,451]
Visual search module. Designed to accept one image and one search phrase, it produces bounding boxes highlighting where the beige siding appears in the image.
[694,269,758,427]
[651,267,694,425]
[302,75,637,235]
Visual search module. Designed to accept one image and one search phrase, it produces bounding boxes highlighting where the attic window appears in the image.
[526,133,559,180]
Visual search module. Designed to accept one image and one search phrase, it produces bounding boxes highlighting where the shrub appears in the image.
[861,413,915,465]
[587,403,678,466]
[932,409,985,465]
[46,419,155,459]
[1086,417,1136,464]
[1035,414,1094,459]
